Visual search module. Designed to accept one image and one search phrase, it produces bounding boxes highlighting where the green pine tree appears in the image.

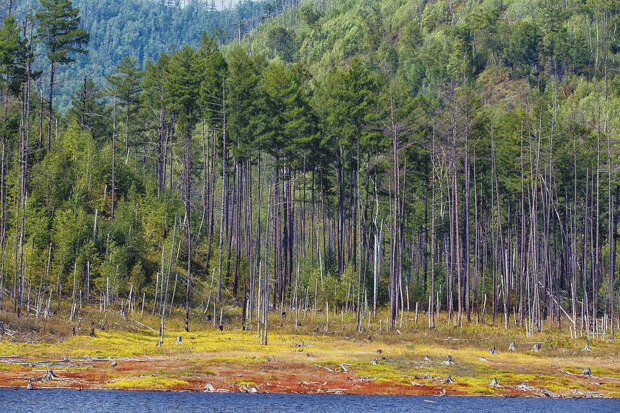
[36,0,89,151]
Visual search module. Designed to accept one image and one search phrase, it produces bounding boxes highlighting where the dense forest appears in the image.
[0,0,618,344]
[5,0,270,110]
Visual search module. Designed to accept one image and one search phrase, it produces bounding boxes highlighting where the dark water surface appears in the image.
[1,388,619,412]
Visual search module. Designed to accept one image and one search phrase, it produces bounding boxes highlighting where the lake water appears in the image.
[1,388,619,412]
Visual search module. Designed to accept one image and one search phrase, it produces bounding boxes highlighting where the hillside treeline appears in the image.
[0,0,617,339]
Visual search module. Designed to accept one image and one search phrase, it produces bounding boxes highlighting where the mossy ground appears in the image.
[0,306,618,396]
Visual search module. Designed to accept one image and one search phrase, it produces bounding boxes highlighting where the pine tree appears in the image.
[36,0,89,151]
[105,57,143,161]
[165,45,202,332]
[0,15,27,100]
[67,77,109,138]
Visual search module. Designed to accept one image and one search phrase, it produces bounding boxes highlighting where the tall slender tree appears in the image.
[165,45,202,332]
[106,57,143,161]
[36,0,89,151]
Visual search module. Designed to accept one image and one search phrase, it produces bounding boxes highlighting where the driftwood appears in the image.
[540,388,559,398]
[239,385,258,393]
[516,380,537,391]
[323,388,347,394]
[133,320,157,334]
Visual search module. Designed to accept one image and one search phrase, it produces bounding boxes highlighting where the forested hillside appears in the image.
[5,0,269,109]
[0,0,618,343]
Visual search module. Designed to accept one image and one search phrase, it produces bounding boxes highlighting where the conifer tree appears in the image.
[36,0,89,151]
[165,45,202,332]
[0,15,27,101]
[106,57,143,161]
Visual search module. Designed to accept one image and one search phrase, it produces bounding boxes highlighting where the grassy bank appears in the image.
[0,306,618,397]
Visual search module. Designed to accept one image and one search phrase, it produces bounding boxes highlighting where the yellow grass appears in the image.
[105,376,189,389]
[0,306,618,396]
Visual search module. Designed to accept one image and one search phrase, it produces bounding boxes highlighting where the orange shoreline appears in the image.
[0,356,611,398]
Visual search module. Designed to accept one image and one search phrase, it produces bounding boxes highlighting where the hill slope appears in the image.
[8,0,268,109]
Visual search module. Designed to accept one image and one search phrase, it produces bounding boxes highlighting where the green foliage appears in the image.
[11,0,269,110]
[67,77,111,139]
[503,21,541,77]
[319,58,380,154]
[0,15,27,96]
[300,4,323,31]
[165,45,202,127]
[0,0,617,319]
[226,45,259,160]
[199,34,227,128]
[36,0,89,65]
[106,57,143,112]
[266,26,296,62]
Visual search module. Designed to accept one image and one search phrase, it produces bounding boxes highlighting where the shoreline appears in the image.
[1,311,618,400]
[0,351,616,399]
[2,385,616,399]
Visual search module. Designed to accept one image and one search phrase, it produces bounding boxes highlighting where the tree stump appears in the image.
[176,336,183,344]
[443,354,454,365]
[43,370,58,381]
[583,368,592,377]
[531,343,541,352]
[203,382,216,392]
[508,341,516,352]
[443,375,455,384]
[490,346,497,355]
[490,378,502,388]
